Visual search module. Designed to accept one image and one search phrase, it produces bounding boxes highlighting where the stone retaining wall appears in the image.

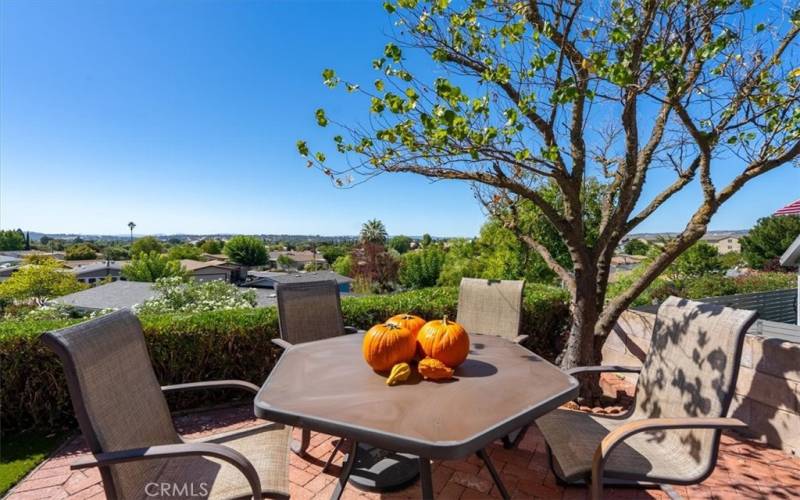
[604,309,800,455]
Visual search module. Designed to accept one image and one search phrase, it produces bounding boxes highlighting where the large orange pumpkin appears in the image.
[386,314,426,338]
[416,316,470,368]
[362,322,417,372]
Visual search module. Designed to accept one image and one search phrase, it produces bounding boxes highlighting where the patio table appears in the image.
[254,333,578,499]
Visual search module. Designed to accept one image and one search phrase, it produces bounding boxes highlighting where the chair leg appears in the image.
[291,428,311,457]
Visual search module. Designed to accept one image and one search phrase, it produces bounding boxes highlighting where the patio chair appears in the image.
[42,310,290,500]
[273,279,357,464]
[457,277,528,448]
[536,296,756,499]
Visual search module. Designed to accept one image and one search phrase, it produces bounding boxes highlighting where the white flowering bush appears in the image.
[134,277,257,314]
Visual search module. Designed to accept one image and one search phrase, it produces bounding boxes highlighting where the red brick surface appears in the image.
[6,406,800,499]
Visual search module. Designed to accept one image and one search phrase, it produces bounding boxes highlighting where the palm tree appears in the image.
[127,221,136,245]
[360,219,388,245]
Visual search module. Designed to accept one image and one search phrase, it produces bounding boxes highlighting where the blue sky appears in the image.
[1,0,798,237]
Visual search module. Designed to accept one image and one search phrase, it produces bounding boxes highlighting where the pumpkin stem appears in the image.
[443,315,448,325]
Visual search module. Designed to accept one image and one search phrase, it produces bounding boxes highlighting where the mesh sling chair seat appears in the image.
[456,277,528,448]
[273,279,357,466]
[42,310,291,500]
[536,296,757,499]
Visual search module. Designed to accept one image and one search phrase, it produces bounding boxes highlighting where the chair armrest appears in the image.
[71,442,261,499]
[343,326,360,335]
[271,338,293,350]
[565,365,642,376]
[161,380,259,395]
[512,334,529,344]
[590,417,746,499]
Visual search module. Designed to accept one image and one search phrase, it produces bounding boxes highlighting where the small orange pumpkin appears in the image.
[362,322,417,372]
[386,314,426,337]
[418,357,454,380]
[416,316,470,368]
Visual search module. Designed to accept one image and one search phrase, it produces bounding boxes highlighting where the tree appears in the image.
[130,236,163,256]
[399,247,446,289]
[332,255,353,276]
[741,215,800,269]
[65,244,98,260]
[127,221,136,245]
[0,229,25,251]
[302,1,800,372]
[665,242,724,283]
[420,234,432,247]
[360,219,388,245]
[103,246,130,261]
[167,244,203,261]
[388,235,412,254]
[0,258,86,305]
[319,244,348,264]
[224,235,267,266]
[122,252,188,282]
[623,239,648,256]
[199,239,224,254]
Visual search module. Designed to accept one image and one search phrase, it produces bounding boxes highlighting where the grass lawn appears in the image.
[0,431,68,495]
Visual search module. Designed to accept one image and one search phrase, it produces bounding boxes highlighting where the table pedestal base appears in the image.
[348,442,420,492]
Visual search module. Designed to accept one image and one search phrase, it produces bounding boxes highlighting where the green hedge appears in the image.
[0,285,569,434]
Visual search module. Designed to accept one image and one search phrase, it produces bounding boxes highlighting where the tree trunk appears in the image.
[559,278,603,400]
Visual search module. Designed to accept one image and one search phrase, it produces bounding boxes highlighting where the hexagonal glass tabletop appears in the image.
[255,333,578,460]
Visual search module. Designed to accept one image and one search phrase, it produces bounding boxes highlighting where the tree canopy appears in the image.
[0,258,86,304]
[131,236,164,256]
[167,244,203,261]
[65,244,98,260]
[0,229,25,251]
[302,0,800,370]
[223,236,268,266]
[360,219,388,245]
[741,214,800,269]
[122,252,188,282]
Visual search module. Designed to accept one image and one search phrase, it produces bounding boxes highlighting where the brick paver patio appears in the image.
[6,404,800,500]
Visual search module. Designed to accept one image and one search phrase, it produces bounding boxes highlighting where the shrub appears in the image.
[399,248,445,289]
[167,244,203,261]
[0,284,569,434]
[135,277,257,314]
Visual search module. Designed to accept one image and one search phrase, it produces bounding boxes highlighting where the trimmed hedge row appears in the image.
[0,285,569,434]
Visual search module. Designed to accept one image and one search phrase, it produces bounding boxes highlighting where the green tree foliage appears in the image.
[666,242,724,283]
[199,239,224,254]
[399,247,446,289]
[360,219,388,245]
[167,244,203,261]
[122,252,188,282]
[623,239,650,256]
[421,234,432,247]
[65,244,97,260]
[223,236,267,266]
[388,235,412,254]
[332,255,353,276]
[130,236,164,257]
[741,215,800,269]
[301,0,800,370]
[719,251,743,270]
[0,258,86,304]
[319,244,348,264]
[0,230,25,251]
[103,246,130,261]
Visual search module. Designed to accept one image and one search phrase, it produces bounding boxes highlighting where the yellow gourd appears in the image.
[386,362,411,386]
[418,357,454,380]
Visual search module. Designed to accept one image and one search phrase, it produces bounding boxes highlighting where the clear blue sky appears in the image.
[1,0,798,237]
